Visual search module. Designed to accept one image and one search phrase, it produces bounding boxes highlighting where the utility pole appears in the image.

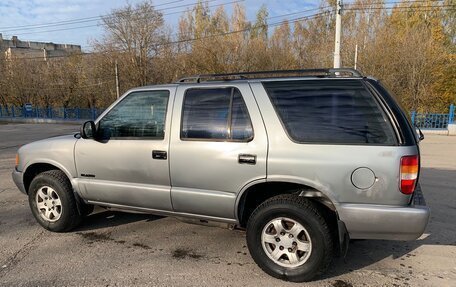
[333,0,343,69]
[354,44,358,70]
[115,60,120,99]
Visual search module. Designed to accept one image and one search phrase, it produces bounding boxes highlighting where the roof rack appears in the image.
[176,68,362,83]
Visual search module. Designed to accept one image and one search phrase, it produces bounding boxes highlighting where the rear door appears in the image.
[169,83,268,219]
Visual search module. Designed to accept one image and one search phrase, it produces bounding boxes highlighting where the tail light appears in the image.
[400,155,419,194]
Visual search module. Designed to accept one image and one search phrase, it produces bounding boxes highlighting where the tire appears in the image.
[246,194,334,282]
[28,170,83,232]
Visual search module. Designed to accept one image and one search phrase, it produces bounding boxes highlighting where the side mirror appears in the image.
[418,129,424,141]
[80,121,97,139]
[415,126,424,142]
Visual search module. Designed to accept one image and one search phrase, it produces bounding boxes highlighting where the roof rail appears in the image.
[176,68,362,83]
[328,68,362,77]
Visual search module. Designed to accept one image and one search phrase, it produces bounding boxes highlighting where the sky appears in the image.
[0,0,318,51]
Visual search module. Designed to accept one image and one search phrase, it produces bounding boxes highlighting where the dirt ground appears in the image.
[0,124,455,287]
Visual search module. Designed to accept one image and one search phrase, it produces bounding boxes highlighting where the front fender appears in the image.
[23,159,80,194]
[18,134,80,194]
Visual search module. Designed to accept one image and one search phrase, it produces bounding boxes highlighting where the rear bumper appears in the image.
[337,186,430,241]
[12,169,26,194]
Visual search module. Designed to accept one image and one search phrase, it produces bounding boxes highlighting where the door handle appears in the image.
[238,154,256,165]
[152,150,167,160]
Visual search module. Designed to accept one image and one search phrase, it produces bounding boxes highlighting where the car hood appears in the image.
[17,134,79,173]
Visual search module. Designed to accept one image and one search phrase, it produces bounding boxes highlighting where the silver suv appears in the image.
[12,69,430,282]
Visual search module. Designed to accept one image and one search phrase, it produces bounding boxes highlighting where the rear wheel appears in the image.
[246,194,334,282]
[28,170,83,232]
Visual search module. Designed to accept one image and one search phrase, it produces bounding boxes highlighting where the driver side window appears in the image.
[98,90,169,139]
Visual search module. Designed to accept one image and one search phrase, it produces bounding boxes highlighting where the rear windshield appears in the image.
[263,79,396,145]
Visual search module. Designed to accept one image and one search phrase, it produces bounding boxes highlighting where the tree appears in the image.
[251,5,268,41]
[0,54,7,106]
[0,0,453,113]
[358,0,453,111]
[93,1,165,88]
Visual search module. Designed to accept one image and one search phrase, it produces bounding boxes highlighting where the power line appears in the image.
[157,6,333,45]
[346,5,454,10]
[356,0,443,4]
[5,1,450,38]
[4,2,453,62]
[70,6,331,51]
[265,6,331,20]
[345,6,455,13]
[346,2,452,10]
[167,13,330,45]
[5,11,331,61]
[344,0,444,6]
[1,0,244,37]
[0,0,441,32]
[0,0,212,31]
[193,4,456,39]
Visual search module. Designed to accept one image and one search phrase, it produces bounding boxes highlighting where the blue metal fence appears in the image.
[1,104,454,129]
[0,106,104,121]
[411,104,454,130]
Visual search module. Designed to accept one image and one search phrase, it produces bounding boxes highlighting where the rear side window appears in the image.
[263,80,396,145]
[181,88,253,141]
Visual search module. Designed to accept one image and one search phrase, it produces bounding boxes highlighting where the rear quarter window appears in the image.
[263,79,397,145]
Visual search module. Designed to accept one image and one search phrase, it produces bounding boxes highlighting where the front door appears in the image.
[169,84,268,219]
[75,89,174,211]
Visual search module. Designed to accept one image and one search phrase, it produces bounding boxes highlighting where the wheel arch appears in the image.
[23,160,75,194]
[235,180,348,256]
[236,181,337,226]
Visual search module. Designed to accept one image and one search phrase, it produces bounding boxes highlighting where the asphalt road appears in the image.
[0,123,455,287]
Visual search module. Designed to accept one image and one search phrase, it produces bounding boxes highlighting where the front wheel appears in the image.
[246,195,334,282]
[28,170,83,232]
